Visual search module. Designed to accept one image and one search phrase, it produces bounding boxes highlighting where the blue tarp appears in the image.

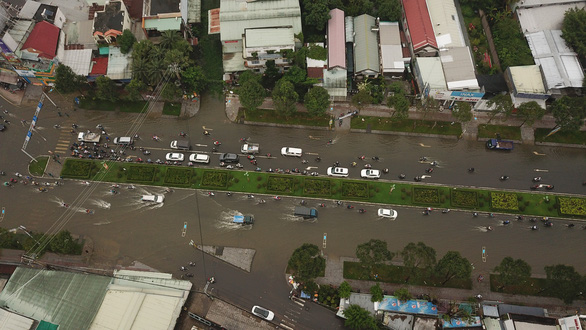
[442,316,482,328]
[378,296,438,316]
[300,291,311,299]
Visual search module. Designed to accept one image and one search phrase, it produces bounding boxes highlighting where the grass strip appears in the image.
[534,128,586,145]
[29,157,49,176]
[240,108,331,127]
[351,116,462,136]
[477,124,521,140]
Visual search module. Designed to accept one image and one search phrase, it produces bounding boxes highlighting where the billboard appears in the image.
[431,90,484,102]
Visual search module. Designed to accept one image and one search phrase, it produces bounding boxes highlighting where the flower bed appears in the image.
[451,190,478,208]
[341,182,369,199]
[413,187,440,205]
[304,178,331,196]
[61,159,95,179]
[491,192,519,210]
[267,176,294,192]
[164,168,193,185]
[557,197,586,217]
[201,171,228,188]
[126,165,156,182]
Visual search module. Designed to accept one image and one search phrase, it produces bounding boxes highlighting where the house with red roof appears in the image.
[401,0,438,57]
[20,20,61,61]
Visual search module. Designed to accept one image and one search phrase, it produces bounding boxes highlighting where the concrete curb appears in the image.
[350,128,459,140]
[243,121,332,131]
[535,141,586,149]
[477,137,523,144]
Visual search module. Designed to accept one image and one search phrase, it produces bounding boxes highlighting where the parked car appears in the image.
[166,153,184,161]
[360,169,380,179]
[219,153,239,163]
[327,167,349,177]
[189,153,210,164]
[280,147,303,157]
[378,208,398,220]
[251,305,274,321]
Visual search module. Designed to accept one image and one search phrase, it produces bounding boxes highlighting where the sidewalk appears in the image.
[315,256,584,317]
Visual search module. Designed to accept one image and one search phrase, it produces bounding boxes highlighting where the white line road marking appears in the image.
[305,152,318,155]
[534,169,549,172]
[279,323,294,330]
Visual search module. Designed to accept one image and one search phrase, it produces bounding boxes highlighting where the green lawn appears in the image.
[490,274,550,297]
[240,108,331,127]
[343,261,472,290]
[59,159,586,219]
[478,124,522,140]
[163,102,181,116]
[534,128,586,145]
[29,157,49,176]
[79,98,148,113]
[351,116,462,136]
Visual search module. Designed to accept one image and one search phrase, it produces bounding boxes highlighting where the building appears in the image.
[219,0,302,74]
[323,8,347,99]
[92,0,132,44]
[439,47,480,91]
[353,14,379,79]
[505,65,550,108]
[243,26,295,73]
[306,42,326,82]
[379,22,407,78]
[401,0,438,56]
[515,0,586,34]
[17,1,66,29]
[426,0,465,48]
[142,0,183,36]
[20,20,62,61]
[525,30,584,96]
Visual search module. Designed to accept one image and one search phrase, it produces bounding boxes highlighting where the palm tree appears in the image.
[160,30,181,49]
[131,56,149,84]
[146,57,165,85]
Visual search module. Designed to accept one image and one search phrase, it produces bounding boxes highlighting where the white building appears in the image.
[379,22,407,78]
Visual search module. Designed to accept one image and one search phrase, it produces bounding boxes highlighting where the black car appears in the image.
[219,153,239,163]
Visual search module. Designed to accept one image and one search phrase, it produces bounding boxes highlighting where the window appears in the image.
[251,60,260,64]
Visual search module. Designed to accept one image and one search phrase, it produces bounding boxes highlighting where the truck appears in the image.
[170,140,191,150]
[233,215,254,225]
[294,206,318,219]
[77,132,101,143]
[241,143,260,154]
[486,138,513,150]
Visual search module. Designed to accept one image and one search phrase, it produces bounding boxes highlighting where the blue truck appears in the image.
[233,215,254,225]
[486,138,514,150]
[294,206,318,219]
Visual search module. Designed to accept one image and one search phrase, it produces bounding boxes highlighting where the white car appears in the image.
[327,167,349,177]
[165,152,184,161]
[280,147,303,157]
[141,195,165,203]
[189,153,210,164]
[378,208,398,220]
[361,169,381,179]
[252,305,275,321]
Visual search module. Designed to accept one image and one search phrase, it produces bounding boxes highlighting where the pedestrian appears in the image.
[47,172,54,178]
[55,154,60,158]
[48,151,53,155]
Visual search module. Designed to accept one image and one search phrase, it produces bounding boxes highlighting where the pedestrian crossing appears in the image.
[54,124,74,155]
[279,298,305,329]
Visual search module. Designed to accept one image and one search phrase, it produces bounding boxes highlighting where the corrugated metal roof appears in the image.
[516,2,585,34]
[415,57,446,90]
[439,46,479,90]
[223,51,246,73]
[402,0,438,51]
[0,308,36,329]
[353,14,379,75]
[327,8,345,69]
[526,30,584,90]
[245,27,294,48]
[220,0,301,42]
[62,49,93,76]
[344,16,354,43]
[0,268,111,330]
[508,65,546,94]
[380,22,403,73]
[143,16,182,31]
[107,46,132,80]
[426,0,465,48]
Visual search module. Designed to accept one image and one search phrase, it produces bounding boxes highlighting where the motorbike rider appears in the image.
[358,208,366,213]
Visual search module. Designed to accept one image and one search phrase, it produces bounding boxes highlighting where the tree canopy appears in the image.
[95,76,117,102]
[55,65,84,93]
[394,287,412,301]
[182,66,207,94]
[304,86,330,116]
[451,102,473,122]
[370,283,384,302]
[375,0,402,21]
[494,257,532,289]
[118,29,136,54]
[272,79,298,116]
[339,281,352,299]
[551,96,586,132]
[352,89,373,109]
[401,242,437,281]
[287,243,326,282]
[562,7,586,59]
[356,239,394,273]
[544,264,583,304]
[302,0,331,31]
[239,80,265,111]
[343,304,377,330]
[486,93,514,123]
[435,251,472,285]
[517,101,545,127]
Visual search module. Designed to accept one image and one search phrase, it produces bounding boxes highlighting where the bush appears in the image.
[267,176,294,192]
[413,187,440,204]
[557,197,586,217]
[61,159,96,179]
[201,171,228,187]
[491,192,519,210]
[164,168,192,185]
[451,190,478,208]
[341,182,369,199]
[126,165,156,182]
[304,178,331,196]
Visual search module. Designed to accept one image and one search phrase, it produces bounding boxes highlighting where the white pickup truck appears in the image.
[77,132,101,143]
[241,143,260,154]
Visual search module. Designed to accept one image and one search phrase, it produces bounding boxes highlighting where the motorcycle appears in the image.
[351,162,357,167]
[310,172,319,176]
[358,208,366,213]
[236,163,243,169]
[532,177,542,182]
[213,140,221,146]
[414,176,423,182]
[398,174,406,179]
[255,167,262,172]
[372,156,379,161]
[503,220,510,225]
[442,209,451,213]
[347,205,354,209]
[425,168,433,173]
[500,175,509,181]
[226,165,234,169]
[208,192,215,196]
[468,168,475,173]
[273,196,281,201]
[364,164,372,169]
[530,225,538,230]
[189,261,196,266]
[179,132,187,137]
[382,168,389,174]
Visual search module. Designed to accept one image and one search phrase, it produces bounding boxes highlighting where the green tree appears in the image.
[351,89,373,109]
[146,57,166,85]
[261,60,282,90]
[339,281,352,299]
[287,243,326,282]
[356,239,394,274]
[401,242,437,282]
[451,102,473,122]
[370,283,384,302]
[272,79,298,117]
[239,80,265,111]
[343,304,377,330]
[49,230,80,254]
[132,40,154,61]
[551,96,586,132]
[375,0,401,21]
[124,79,147,101]
[387,94,409,119]
[160,30,181,49]
[494,257,532,290]
[303,0,331,31]
[95,75,118,102]
[118,29,136,54]
[55,65,83,93]
[544,264,582,304]
[161,83,181,101]
[561,7,586,58]
[517,101,545,127]
[435,251,473,285]
[486,93,514,123]
[307,44,327,60]
[345,0,374,17]
[182,66,207,94]
[304,86,330,116]
[304,280,319,295]
[238,71,261,85]
[131,56,150,84]
[394,287,412,301]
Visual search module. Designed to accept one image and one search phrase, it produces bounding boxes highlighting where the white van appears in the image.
[141,195,165,203]
[281,147,303,157]
[189,153,210,164]
[113,137,133,145]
